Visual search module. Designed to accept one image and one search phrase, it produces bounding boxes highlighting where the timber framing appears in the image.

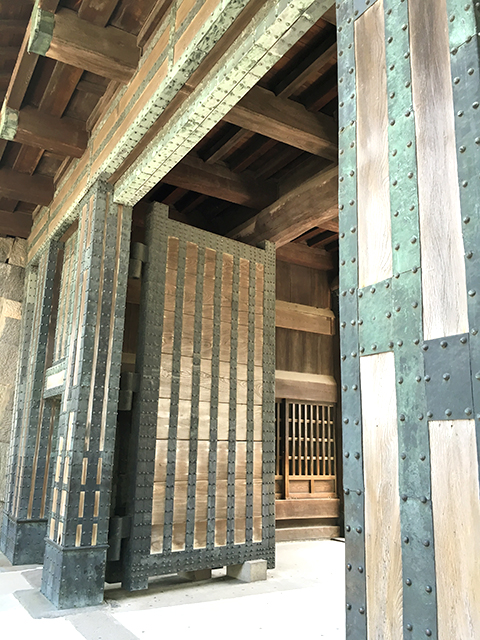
[276,243,334,271]
[0,169,53,206]
[161,155,278,209]
[223,86,338,160]
[228,165,338,247]
[28,7,140,82]
[0,106,88,157]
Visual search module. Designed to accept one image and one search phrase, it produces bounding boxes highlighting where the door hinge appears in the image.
[118,371,140,411]
[129,242,148,279]
[107,515,132,562]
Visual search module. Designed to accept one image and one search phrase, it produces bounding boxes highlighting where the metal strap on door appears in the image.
[123,203,276,589]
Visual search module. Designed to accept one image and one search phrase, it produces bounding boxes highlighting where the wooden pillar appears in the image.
[338,0,480,638]
[1,241,59,564]
[39,181,131,608]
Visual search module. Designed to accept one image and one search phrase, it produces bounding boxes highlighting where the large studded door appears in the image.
[338,0,480,638]
[121,204,275,589]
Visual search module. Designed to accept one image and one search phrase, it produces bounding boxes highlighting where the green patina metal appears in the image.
[28,2,54,57]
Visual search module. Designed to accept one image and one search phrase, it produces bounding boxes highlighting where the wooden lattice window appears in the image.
[275,399,336,499]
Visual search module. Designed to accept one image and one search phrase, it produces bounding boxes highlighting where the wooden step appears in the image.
[276,525,340,542]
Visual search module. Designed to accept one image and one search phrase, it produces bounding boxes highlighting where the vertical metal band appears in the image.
[226,256,240,547]
[163,240,187,554]
[245,259,256,543]
[446,2,480,476]
[206,250,223,549]
[383,1,437,635]
[260,241,275,567]
[337,1,367,637]
[123,204,168,590]
[185,247,205,551]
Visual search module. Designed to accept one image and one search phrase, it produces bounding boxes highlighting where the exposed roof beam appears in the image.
[223,86,337,160]
[1,20,29,35]
[162,155,278,209]
[322,6,336,24]
[1,105,88,157]
[0,209,32,238]
[28,7,140,83]
[228,165,338,247]
[276,242,334,271]
[0,169,54,206]
[275,39,337,99]
[203,128,249,165]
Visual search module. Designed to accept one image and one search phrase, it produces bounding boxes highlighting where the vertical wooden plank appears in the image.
[429,419,480,639]
[409,0,468,340]
[355,0,392,288]
[360,352,403,640]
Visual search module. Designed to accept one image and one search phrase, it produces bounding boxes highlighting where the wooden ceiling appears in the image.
[0,0,339,269]
[142,10,339,266]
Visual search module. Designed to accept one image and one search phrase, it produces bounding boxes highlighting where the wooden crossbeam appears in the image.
[275,38,337,99]
[223,86,337,160]
[0,209,32,238]
[0,169,54,206]
[28,7,140,83]
[276,243,334,271]
[1,20,29,35]
[228,165,338,247]
[276,300,335,335]
[1,106,88,157]
[162,155,278,209]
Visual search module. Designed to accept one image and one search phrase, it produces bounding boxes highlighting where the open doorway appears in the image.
[117,9,342,547]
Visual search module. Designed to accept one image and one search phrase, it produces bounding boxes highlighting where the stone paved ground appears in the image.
[0,539,345,640]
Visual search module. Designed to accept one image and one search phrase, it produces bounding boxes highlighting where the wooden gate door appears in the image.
[121,204,275,590]
[338,0,480,638]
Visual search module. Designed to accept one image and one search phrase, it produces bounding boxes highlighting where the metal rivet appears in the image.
[423,540,430,547]
[354,452,360,460]
[406,578,412,586]
[358,566,363,573]
[404,536,409,544]
[443,373,450,381]
[427,411,433,418]
[402,494,408,502]
[356,527,362,534]
[420,454,426,460]
[440,340,448,348]
[425,585,432,593]
[406,624,413,631]
[401,453,406,460]
[347,563,352,571]
[344,452,350,458]
[359,607,365,615]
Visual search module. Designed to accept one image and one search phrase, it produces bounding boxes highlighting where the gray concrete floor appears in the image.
[0,539,345,640]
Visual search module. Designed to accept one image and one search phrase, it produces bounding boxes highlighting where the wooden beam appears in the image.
[29,8,140,83]
[2,106,88,157]
[275,39,337,99]
[276,242,334,271]
[228,165,338,247]
[276,300,334,335]
[322,5,336,24]
[275,370,337,403]
[0,169,54,206]
[0,48,21,61]
[1,20,29,35]
[162,155,278,209]
[223,86,337,160]
[0,209,32,238]
[5,26,38,111]
[137,0,175,49]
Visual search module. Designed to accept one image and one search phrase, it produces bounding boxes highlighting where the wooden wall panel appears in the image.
[360,352,403,640]
[429,419,480,639]
[355,0,392,288]
[409,0,468,340]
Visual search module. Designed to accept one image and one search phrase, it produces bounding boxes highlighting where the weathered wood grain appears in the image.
[429,419,480,639]
[409,0,468,340]
[360,352,403,640]
[355,0,392,288]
